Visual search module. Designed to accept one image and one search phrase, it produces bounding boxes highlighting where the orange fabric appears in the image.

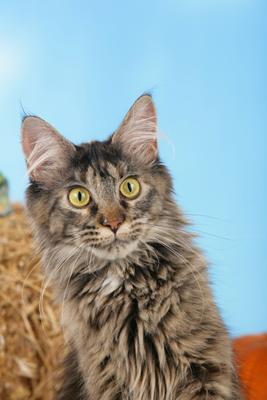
[233,333,267,400]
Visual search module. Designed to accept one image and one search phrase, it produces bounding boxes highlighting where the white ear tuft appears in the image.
[21,116,75,186]
[112,95,158,164]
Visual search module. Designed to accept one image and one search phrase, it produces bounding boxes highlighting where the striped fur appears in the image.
[22,95,243,399]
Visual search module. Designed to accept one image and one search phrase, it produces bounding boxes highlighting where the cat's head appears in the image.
[22,95,174,261]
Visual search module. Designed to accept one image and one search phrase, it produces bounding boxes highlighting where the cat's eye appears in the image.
[68,187,90,208]
[119,177,141,199]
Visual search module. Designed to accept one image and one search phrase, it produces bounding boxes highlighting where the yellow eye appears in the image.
[120,177,141,199]
[68,187,90,207]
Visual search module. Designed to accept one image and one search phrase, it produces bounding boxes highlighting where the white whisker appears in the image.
[60,244,84,328]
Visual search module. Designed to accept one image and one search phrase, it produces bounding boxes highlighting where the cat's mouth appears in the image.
[78,231,134,251]
[89,232,140,260]
[77,222,143,259]
[99,234,132,248]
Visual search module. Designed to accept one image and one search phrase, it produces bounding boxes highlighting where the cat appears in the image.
[21,95,242,399]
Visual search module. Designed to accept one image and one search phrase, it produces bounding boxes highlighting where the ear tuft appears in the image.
[21,116,75,186]
[112,95,158,164]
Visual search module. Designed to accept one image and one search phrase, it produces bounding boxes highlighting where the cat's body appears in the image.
[22,95,242,399]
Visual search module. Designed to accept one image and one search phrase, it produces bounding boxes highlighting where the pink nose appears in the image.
[102,216,124,232]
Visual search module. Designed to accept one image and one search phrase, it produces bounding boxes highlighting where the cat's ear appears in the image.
[21,116,76,186]
[112,94,158,164]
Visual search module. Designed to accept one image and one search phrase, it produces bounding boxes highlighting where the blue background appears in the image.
[0,0,266,337]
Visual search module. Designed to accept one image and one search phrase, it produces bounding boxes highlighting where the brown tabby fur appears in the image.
[22,95,243,399]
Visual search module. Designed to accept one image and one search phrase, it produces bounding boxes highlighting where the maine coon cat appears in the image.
[21,95,242,399]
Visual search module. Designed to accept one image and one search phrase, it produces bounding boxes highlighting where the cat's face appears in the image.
[22,95,172,261]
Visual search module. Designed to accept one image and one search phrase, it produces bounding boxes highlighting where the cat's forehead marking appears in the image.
[106,162,121,179]
[82,164,115,202]
[86,166,97,183]
[85,160,126,184]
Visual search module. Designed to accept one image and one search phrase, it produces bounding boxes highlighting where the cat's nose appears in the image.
[102,215,125,233]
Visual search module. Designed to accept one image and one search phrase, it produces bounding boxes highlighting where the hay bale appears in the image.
[0,204,63,399]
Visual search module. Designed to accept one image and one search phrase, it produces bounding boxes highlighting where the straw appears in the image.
[0,204,63,399]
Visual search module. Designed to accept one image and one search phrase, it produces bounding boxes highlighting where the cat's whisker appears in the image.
[39,245,80,334]
[146,222,197,254]
[21,257,42,314]
[61,244,84,330]
[86,244,97,278]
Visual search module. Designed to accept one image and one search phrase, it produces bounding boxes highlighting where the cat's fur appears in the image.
[22,95,242,399]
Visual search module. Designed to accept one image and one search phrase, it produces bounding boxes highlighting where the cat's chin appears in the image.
[90,240,139,261]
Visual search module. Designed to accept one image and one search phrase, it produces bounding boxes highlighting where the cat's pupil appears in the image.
[78,191,82,202]
[127,182,132,192]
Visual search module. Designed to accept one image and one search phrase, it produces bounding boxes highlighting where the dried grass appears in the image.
[0,204,63,400]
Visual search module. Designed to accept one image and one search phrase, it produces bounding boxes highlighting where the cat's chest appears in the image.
[68,266,174,344]
[64,269,183,400]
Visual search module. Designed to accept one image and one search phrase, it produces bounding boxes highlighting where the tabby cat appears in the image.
[21,95,242,399]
